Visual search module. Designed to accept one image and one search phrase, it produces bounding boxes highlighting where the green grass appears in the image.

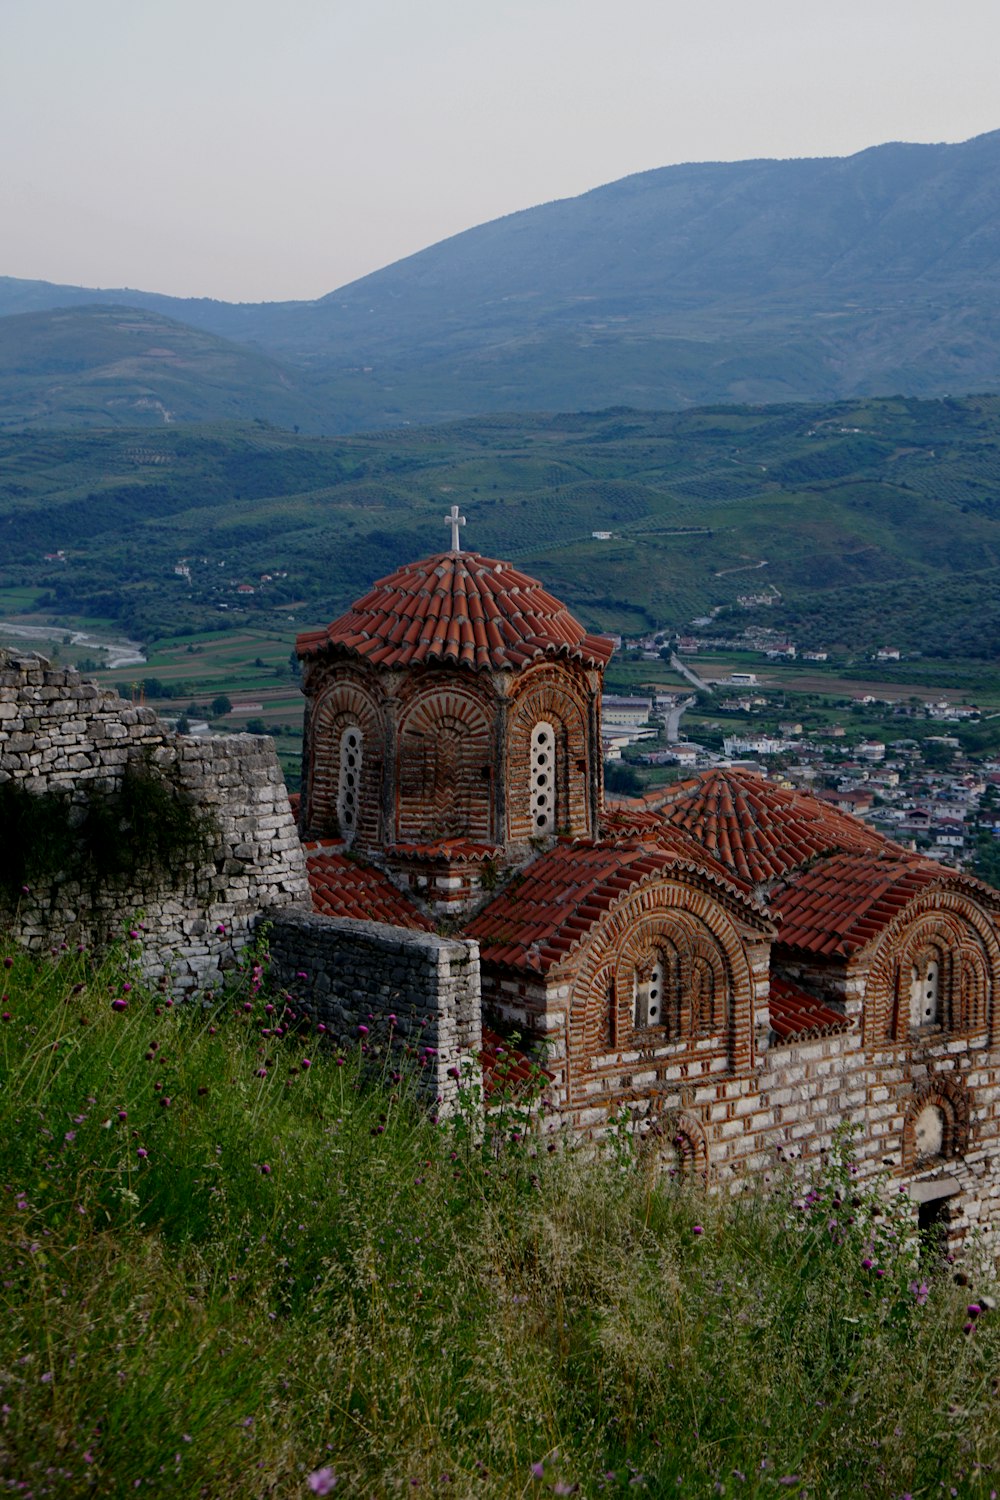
[3,939,1000,1496]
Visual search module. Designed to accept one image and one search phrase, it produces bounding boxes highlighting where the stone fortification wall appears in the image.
[0,651,309,991]
[266,907,482,1106]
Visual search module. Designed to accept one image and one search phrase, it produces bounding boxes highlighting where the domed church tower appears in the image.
[296,509,614,908]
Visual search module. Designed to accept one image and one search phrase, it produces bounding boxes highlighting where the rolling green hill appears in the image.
[0,305,327,431]
[3,132,1000,430]
[3,393,1000,658]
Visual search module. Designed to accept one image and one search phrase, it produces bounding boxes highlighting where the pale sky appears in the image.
[3,0,1000,303]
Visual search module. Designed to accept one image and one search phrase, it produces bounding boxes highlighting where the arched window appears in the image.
[634,952,664,1029]
[910,950,941,1028]
[530,721,556,835]
[913,1103,946,1160]
[337,726,363,844]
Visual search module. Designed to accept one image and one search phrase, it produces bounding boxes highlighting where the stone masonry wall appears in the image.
[266,906,482,1106]
[0,652,309,992]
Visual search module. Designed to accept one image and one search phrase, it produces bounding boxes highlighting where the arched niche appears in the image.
[396,680,493,844]
[901,1080,969,1170]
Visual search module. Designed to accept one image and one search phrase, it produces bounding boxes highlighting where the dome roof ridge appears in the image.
[297,547,615,673]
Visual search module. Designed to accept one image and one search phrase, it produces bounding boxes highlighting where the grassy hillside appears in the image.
[3,395,1000,656]
[3,132,1000,429]
[2,937,1000,1496]
[0,306,327,432]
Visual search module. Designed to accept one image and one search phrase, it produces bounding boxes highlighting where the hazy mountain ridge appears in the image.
[3,130,1000,429]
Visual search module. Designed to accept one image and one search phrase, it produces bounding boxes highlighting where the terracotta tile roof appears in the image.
[601,803,673,838]
[466,836,767,975]
[296,550,615,673]
[479,1026,553,1095]
[388,839,500,863]
[305,842,433,931]
[770,850,954,957]
[768,975,852,1042]
[645,768,887,885]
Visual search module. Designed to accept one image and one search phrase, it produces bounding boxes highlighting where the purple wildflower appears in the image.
[308,1469,338,1496]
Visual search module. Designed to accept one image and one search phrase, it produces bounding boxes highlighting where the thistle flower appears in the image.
[308,1469,338,1495]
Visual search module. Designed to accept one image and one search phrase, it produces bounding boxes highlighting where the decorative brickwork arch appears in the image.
[863,891,1000,1047]
[901,1077,970,1171]
[613,908,735,1049]
[306,677,386,844]
[581,962,616,1056]
[569,875,758,1081]
[640,1109,711,1183]
[396,680,493,844]
[506,667,594,843]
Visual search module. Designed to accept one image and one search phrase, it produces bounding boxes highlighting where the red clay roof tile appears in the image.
[305,844,433,931]
[467,835,769,975]
[479,1026,553,1095]
[770,851,956,957]
[643,768,887,885]
[768,976,852,1041]
[296,550,615,674]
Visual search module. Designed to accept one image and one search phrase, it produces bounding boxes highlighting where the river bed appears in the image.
[0,621,146,671]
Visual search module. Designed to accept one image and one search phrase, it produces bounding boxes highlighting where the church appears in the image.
[292,515,1000,1250]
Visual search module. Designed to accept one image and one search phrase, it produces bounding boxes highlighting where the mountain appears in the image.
[0,305,327,431]
[3,131,1000,429]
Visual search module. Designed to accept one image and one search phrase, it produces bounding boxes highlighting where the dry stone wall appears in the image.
[0,651,309,992]
[265,906,482,1106]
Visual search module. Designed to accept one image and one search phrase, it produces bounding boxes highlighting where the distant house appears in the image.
[591,531,613,541]
[602,695,652,728]
[723,735,786,758]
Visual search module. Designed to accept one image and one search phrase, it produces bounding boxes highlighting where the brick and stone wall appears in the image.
[0,651,309,991]
[266,906,482,1105]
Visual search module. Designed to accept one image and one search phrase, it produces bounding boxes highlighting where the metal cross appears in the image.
[445,503,467,552]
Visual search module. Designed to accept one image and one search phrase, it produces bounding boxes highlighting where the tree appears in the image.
[604,760,644,795]
[211,694,232,719]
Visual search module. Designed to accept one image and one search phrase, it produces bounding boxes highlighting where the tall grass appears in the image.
[2,935,1000,1497]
